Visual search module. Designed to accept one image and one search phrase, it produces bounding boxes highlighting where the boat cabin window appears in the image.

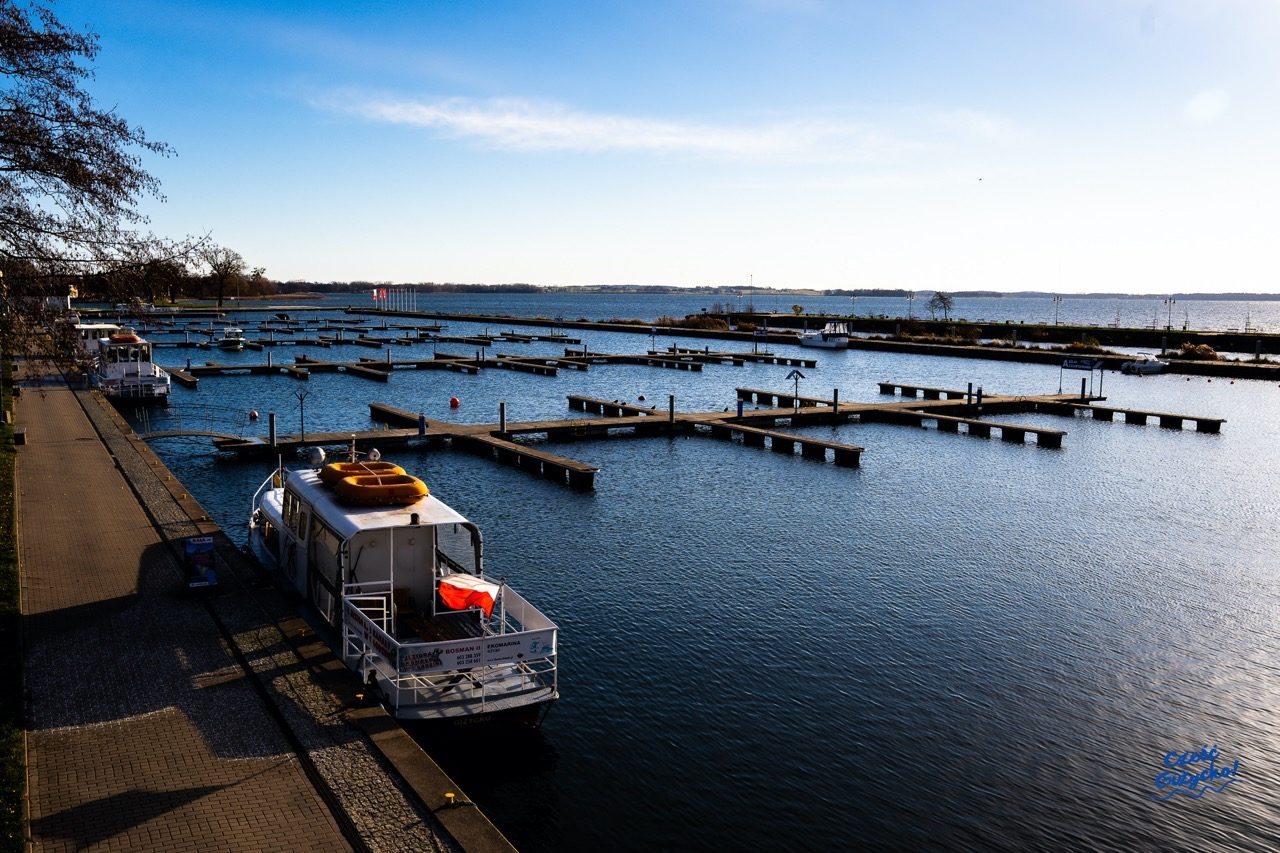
[103,344,150,363]
[310,519,342,576]
[282,490,310,539]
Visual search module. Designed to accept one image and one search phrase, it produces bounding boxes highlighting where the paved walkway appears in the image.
[16,370,353,852]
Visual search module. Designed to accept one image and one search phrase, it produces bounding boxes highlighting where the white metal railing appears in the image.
[341,582,558,717]
[250,470,280,523]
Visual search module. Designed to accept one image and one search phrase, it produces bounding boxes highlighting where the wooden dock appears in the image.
[182,376,1227,491]
[1065,403,1224,432]
[878,382,974,400]
[165,345,824,390]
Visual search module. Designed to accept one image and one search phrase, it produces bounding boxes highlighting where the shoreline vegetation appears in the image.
[269,281,1280,302]
[1,357,20,853]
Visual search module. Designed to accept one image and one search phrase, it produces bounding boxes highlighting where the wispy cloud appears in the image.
[1184,89,1230,123]
[929,109,1021,144]
[317,91,918,162]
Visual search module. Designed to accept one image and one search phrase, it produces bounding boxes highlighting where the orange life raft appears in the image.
[333,473,429,506]
[318,460,406,486]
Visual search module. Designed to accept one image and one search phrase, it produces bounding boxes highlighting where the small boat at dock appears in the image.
[93,331,171,402]
[248,447,559,724]
[799,322,851,348]
[214,327,246,350]
[1120,354,1167,375]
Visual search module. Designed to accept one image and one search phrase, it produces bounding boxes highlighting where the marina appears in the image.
[11,1,1280,848]
[113,302,1275,853]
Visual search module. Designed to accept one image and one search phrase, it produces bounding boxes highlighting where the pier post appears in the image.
[268,412,276,448]
[669,394,675,426]
[499,400,507,433]
[832,388,839,415]
[967,382,973,404]
[1080,377,1087,401]
[267,351,272,368]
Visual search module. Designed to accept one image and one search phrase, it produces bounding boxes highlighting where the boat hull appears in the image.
[799,335,849,349]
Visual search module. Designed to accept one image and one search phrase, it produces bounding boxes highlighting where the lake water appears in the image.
[134,304,1280,851]
[188,290,1280,333]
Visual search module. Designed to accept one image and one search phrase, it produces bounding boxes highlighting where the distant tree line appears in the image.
[275,281,540,295]
[0,0,268,360]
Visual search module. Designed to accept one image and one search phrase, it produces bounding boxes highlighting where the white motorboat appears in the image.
[214,327,246,350]
[94,330,171,401]
[1120,354,1167,375]
[799,322,851,349]
[248,449,559,725]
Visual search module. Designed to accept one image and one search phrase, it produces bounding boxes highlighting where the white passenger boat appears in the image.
[67,321,121,359]
[94,330,171,401]
[214,327,246,350]
[248,449,559,725]
[798,322,851,348]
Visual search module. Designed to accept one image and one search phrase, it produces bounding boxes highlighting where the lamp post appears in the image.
[1052,294,1063,326]
[1164,296,1176,331]
[906,291,915,320]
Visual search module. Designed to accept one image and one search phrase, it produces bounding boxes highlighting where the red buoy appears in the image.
[449,396,461,408]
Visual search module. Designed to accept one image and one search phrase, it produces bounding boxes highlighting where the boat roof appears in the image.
[283,467,470,539]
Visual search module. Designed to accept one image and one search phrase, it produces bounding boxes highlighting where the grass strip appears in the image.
[0,357,23,853]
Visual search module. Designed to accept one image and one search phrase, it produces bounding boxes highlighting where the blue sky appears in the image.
[58,0,1280,293]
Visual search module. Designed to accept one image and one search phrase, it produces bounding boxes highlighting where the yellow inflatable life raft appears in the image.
[334,473,429,506]
[319,460,406,486]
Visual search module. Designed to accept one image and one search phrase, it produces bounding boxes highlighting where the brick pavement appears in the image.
[16,370,353,852]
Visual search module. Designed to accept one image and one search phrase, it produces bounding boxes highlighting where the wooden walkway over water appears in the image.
[160,345,810,390]
[188,380,1232,489]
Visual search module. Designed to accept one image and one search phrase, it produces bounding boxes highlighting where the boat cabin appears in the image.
[68,322,121,357]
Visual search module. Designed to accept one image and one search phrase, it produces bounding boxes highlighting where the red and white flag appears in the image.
[439,574,501,617]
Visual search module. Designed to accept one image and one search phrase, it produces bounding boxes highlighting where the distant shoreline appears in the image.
[273,282,1280,301]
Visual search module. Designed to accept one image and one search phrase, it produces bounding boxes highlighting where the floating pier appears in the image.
[150,369,1228,491]
[877,382,973,400]
[1065,403,1224,433]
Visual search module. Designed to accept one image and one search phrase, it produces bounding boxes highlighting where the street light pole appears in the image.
[1053,294,1062,326]
[1165,296,1176,331]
